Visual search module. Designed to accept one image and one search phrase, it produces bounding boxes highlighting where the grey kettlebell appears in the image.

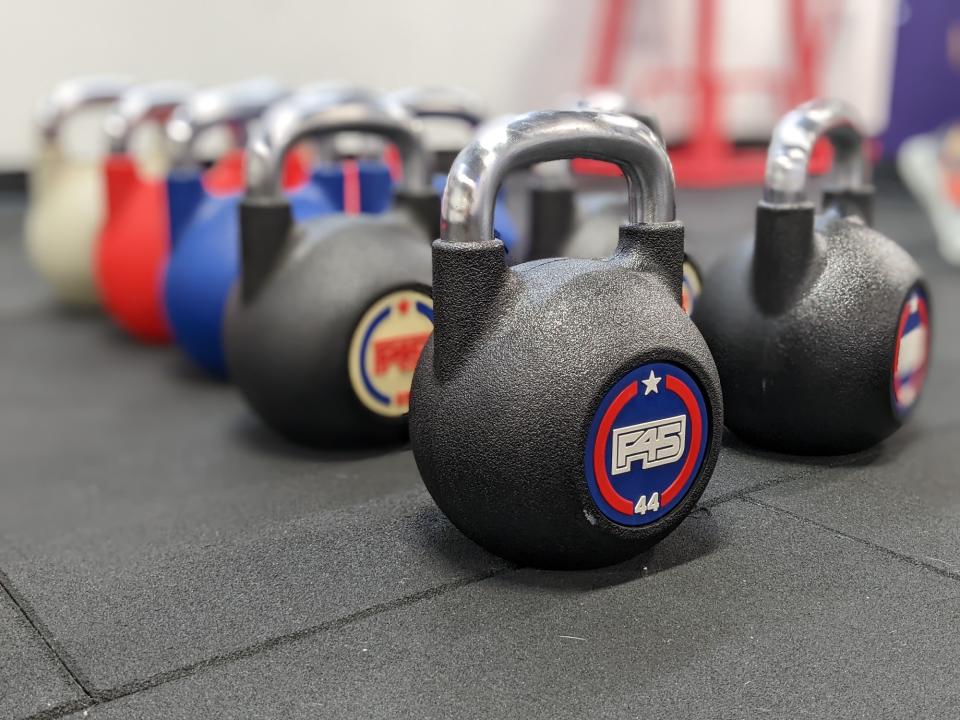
[693,99,930,454]
[225,89,439,447]
[410,109,723,569]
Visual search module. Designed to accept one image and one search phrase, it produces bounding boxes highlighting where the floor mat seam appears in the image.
[0,568,96,704]
[37,565,514,717]
[740,495,960,583]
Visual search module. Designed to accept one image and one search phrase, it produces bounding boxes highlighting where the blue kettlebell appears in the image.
[163,82,361,378]
[389,86,523,261]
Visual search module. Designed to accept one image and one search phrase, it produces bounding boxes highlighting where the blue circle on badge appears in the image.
[584,362,710,526]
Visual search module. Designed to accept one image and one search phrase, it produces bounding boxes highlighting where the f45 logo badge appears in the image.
[892,286,930,417]
[348,289,433,417]
[585,363,709,526]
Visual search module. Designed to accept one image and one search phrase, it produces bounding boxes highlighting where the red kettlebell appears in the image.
[96,82,191,343]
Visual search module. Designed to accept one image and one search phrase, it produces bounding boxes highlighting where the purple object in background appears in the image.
[881,0,960,156]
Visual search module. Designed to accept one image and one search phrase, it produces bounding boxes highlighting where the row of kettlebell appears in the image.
[26,81,930,569]
[26,78,693,380]
[224,94,928,569]
[25,79,522,374]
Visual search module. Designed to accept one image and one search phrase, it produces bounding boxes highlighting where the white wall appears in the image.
[0,0,897,170]
[0,0,597,169]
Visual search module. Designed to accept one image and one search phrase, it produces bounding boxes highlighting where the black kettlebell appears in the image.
[694,99,930,455]
[410,110,723,569]
[225,89,439,447]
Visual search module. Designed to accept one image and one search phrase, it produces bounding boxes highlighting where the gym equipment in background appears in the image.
[162,79,334,378]
[388,86,522,261]
[225,89,439,447]
[694,99,930,454]
[410,109,722,569]
[584,0,838,186]
[305,83,395,216]
[25,76,133,305]
[526,90,702,313]
[95,82,192,343]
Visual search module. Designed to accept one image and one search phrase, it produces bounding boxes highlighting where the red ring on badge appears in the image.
[591,373,703,516]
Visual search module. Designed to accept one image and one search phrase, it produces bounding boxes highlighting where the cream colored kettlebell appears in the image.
[24,76,134,305]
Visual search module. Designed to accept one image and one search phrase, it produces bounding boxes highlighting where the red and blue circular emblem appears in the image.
[892,286,930,417]
[348,289,434,417]
[585,362,709,526]
[681,260,701,316]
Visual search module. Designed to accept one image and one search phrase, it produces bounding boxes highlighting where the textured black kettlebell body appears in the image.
[225,89,440,447]
[227,196,436,446]
[410,110,722,569]
[694,99,931,455]
[695,200,927,454]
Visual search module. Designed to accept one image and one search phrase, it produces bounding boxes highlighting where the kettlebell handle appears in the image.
[763,98,869,206]
[37,76,135,142]
[577,90,664,147]
[245,88,433,202]
[294,84,384,165]
[388,86,486,127]
[167,78,288,171]
[105,82,193,155]
[442,109,675,244]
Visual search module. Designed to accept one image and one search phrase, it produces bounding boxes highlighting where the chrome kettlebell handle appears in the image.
[295,84,384,164]
[166,78,288,170]
[763,98,869,206]
[388,86,486,126]
[245,87,433,202]
[37,76,135,142]
[575,90,663,147]
[105,82,193,155]
[443,110,675,244]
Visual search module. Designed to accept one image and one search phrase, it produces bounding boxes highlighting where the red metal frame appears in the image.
[580,0,835,187]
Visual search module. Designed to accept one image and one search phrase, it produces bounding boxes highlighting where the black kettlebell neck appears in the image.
[821,185,875,227]
[753,201,824,313]
[432,148,460,176]
[615,221,686,306]
[527,177,576,260]
[393,189,442,241]
[430,238,509,379]
[239,198,294,302]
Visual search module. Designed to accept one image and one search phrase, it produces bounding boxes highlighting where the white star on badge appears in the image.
[908,294,919,313]
[641,370,662,395]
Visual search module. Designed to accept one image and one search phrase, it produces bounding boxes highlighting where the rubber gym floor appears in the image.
[1,176,958,720]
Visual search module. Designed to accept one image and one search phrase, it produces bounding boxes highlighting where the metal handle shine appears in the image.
[388,86,486,127]
[37,76,135,141]
[166,78,288,170]
[245,87,432,202]
[575,89,663,147]
[442,109,675,244]
[105,81,193,155]
[763,98,869,205]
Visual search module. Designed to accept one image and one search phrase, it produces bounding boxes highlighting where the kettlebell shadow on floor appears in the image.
[165,352,231,387]
[399,503,519,571]
[488,507,725,593]
[227,412,403,463]
[720,429,884,471]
